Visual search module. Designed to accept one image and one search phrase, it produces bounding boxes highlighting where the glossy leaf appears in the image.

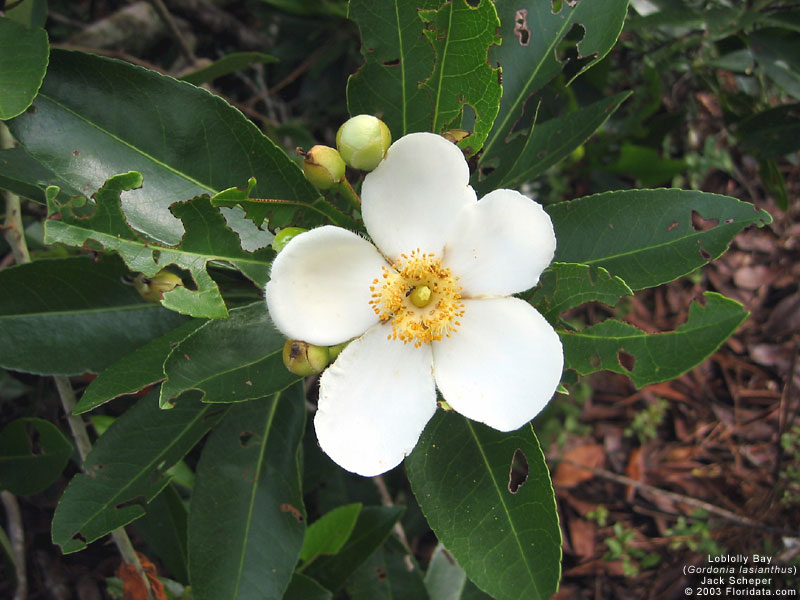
[528,263,632,324]
[179,52,278,85]
[51,392,227,554]
[480,0,629,168]
[547,189,773,290]
[7,49,319,245]
[283,574,333,600]
[424,543,492,600]
[0,418,73,496]
[44,173,273,319]
[159,302,299,408]
[346,536,429,600]
[417,0,501,154]
[406,412,561,600]
[346,0,441,138]
[304,506,405,592]
[0,17,48,119]
[0,255,187,376]
[300,503,362,563]
[188,386,306,600]
[74,320,205,415]
[474,92,630,194]
[560,291,748,387]
[0,148,81,204]
[132,484,189,584]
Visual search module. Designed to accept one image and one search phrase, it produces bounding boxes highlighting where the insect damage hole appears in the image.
[617,349,635,372]
[690,210,719,232]
[508,448,529,494]
[514,9,530,46]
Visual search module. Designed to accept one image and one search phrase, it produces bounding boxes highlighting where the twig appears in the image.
[1,128,30,266]
[1,491,27,600]
[555,457,797,537]
[372,475,413,555]
[147,0,197,65]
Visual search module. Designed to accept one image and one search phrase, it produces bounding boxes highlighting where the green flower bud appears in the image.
[336,114,391,171]
[301,145,346,190]
[273,227,307,253]
[327,341,348,361]
[283,339,330,376]
[133,269,183,303]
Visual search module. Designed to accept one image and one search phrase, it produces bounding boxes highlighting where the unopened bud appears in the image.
[273,227,307,253]
[336,115,391,171]
[134,270,182,303]
[301,145,346,190]
[283,339,330,376]
[327,341,348,361]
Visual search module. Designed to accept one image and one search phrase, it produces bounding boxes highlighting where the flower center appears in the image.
[369,250,464,347]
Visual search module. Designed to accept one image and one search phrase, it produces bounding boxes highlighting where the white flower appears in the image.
[265,133,563,477]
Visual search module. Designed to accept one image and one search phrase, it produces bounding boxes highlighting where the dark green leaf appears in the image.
[560,291,748,387]
[179,52,278,85]
[0,148,81,204]
[283,574,333,600]
[750,28,800,99]
[474,92,630,193]
[528,262,632,324]
[45,173,274,318]
[160,302,299,408]
[0,255,187,375]
[188,386,306,600]
[346,536,429,600]
[605,142,687,187]
[417,0,501,154]
[7,49,318,245]
[480,0,628,169]
[0,17,48,119]
[0,418,73,496]
[346,0,441,138]
[424,543,493,600]
[759,159,789,212]
[51,392,227,554]
[300,503,362,563]
[304,506,404,592]
[407,413,560,600]
[132,484,189,584]
[547,189,772,290]
[74,320,204,414]
[736,103,800,160]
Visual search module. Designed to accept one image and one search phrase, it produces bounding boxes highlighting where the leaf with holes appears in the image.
[0,17,49,119]
[346,536,429,600]
[304,505,405,593]
[0,418,73,496]
[74,320,205,415]
[406,412,560,600]
[7,49,319,245]
[187,385,306,600]
[528,263,632,324]
[474,91,630,194]
[560,292,748,387]
[346,0,501,154]
[479,0,629,172]
[0,254,187,376]
[45,173,273,319]
[547,189,772,290]
[51,392,227,554]
[159,302,299,408]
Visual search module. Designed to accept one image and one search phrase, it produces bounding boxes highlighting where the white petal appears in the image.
[315,325,436,476]
[443,189,556,297]
[265,226,385,346]
[432,298,563,431]
[361,132,477,261]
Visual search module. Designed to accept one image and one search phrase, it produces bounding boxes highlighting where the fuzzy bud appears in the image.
[133,270,182,303]
[273,227,307,253]
[282,339,330,376]
[336,115,391,171]
[301,145,346,190]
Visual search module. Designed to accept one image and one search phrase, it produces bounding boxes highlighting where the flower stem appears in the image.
[336,177,361,211]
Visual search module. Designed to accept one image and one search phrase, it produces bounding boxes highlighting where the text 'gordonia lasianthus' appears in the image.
[265,132,563,477]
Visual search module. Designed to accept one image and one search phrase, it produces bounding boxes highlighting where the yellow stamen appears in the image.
[369,250,465,347]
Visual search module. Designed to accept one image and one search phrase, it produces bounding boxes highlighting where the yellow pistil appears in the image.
[369,250,464,347]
